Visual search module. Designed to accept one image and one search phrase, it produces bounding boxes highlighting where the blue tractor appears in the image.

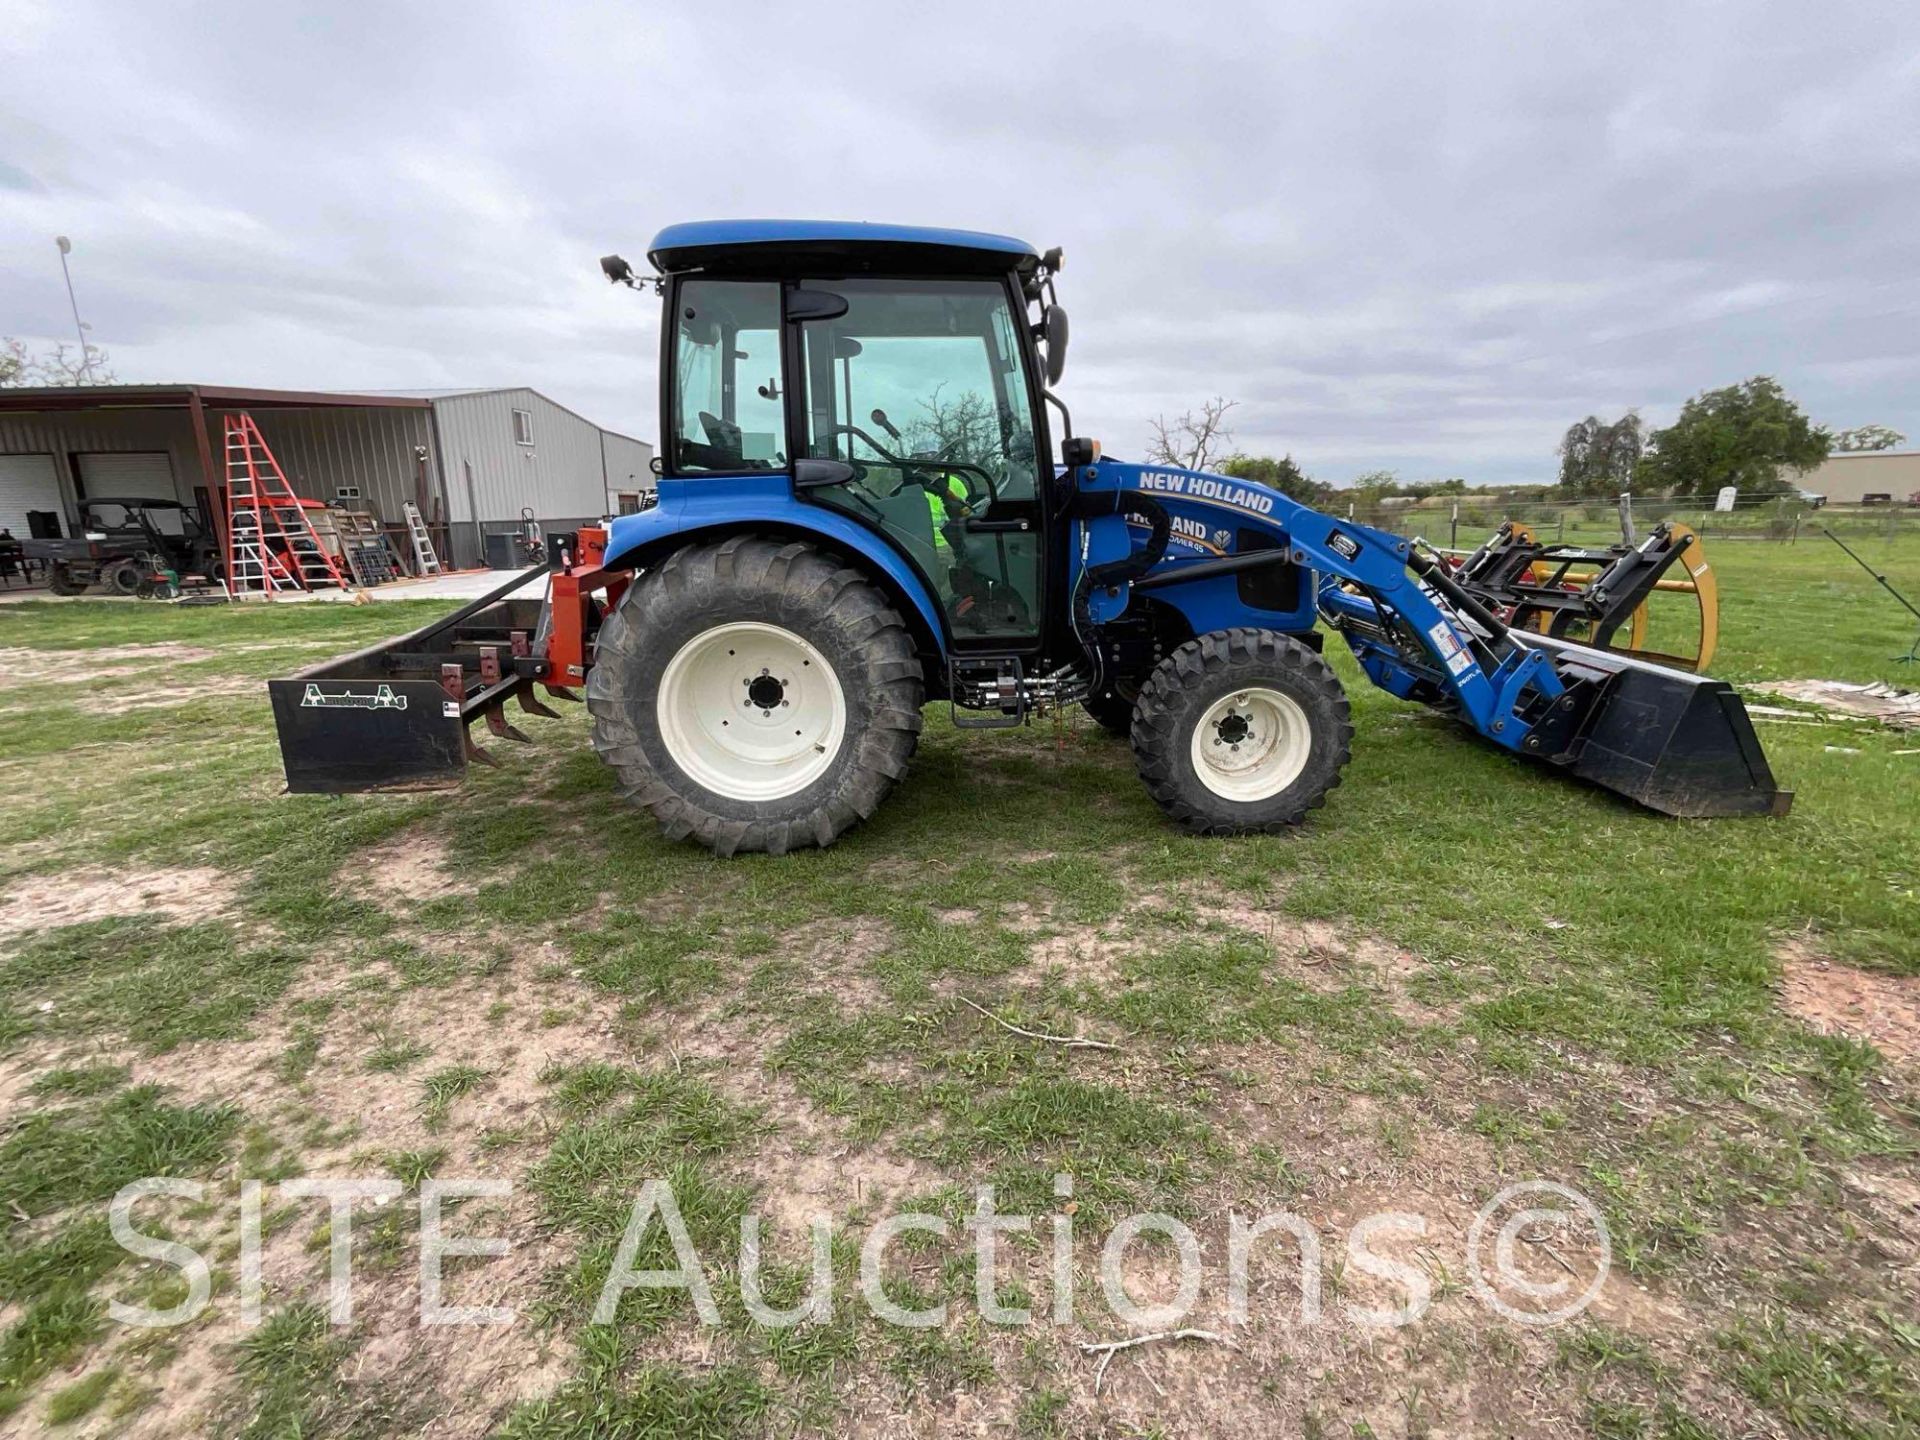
[269,220,1788,852]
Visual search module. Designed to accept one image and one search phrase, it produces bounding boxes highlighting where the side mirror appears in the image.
[1042,304,1069,386]
[600,254,634,285]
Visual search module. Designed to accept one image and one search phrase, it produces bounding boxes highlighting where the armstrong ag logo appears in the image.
[1133,469,1277,517]
[300,683,409,712]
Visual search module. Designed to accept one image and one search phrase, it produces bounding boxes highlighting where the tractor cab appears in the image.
[619,221,1070,655]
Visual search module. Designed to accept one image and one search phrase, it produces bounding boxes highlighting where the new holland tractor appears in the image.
[270,220,1788,853]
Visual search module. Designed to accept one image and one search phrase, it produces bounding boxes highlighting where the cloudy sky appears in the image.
[3,1,1916,486]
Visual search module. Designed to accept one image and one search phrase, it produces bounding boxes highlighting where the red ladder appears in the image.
[222,413,350,597]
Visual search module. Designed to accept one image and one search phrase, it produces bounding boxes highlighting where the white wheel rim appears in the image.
[656,621,847,802]
[1190,687,1313,802]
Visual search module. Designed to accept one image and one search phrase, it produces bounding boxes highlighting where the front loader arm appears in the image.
[1070,459,1787,817]
[1073,460,1570,757]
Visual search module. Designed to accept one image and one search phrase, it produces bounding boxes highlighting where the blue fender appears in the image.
[602,474,948,645]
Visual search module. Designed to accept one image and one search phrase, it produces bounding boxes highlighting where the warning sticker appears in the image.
[1426,619,1475,677]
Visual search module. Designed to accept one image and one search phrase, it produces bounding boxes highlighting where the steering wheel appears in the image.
[825,424,999,508]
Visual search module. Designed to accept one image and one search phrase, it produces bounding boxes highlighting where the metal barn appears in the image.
[0,383,653,572]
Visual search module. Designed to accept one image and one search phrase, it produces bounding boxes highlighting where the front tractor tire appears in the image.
[587,536,925,857]
[1131,629,1353,834]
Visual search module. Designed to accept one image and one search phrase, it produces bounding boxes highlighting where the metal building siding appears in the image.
[601,431,655,501]
[243,407,436,522]
[430,389,608,524]
[0,409,199,503]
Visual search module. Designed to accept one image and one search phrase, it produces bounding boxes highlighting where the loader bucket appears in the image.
[268,568,561,793]
[1530,635,1791,818]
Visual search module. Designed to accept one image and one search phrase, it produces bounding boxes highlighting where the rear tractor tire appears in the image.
[1131,628,1352,834]
[587,536,925,857]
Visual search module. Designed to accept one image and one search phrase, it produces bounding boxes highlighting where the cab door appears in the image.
[785,276,1046,646]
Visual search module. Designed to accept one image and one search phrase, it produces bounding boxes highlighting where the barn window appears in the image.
[512,408,534,445]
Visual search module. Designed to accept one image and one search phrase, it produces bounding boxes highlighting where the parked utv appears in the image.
[27,498,222,596]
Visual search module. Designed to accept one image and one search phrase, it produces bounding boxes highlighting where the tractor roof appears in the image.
[647,220,1039,277]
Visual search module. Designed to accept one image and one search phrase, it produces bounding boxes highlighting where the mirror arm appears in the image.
[1044,390,1074,448]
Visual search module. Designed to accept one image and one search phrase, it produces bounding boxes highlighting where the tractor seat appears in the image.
[868,482,944,579]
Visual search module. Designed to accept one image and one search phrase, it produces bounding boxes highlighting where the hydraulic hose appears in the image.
[1068,489,1172,692]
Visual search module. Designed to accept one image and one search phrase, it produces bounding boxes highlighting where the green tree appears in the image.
[1348,469,1399,505]
[1832,423,1906,453]
[1636,377,1829,498]
[1402,477,1469,500]
[1220,452,1331,506]
[1557,413,1646,497]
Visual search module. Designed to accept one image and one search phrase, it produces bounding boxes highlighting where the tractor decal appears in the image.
[300,683,409,712]
[1132,468,1278,518]
[1128,512,1228,556]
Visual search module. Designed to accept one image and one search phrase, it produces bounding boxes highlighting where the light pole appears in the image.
[54,236,95,383]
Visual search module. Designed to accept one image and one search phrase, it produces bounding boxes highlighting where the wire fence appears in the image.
[1335,492,1920,548]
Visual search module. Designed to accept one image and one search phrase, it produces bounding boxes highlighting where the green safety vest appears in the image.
[926,475,969,552]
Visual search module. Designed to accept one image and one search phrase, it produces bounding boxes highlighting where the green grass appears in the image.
[382,1146,448,1189]
[0,539,1917,1435]
[1721,1311,1920,1438]
[419,1064,490,1130]
[4,917,306,1052]
[227,1303,358,1439]
[0,1291,104,1419]
[44,1365,119,1424]
[0,1085,239,1219]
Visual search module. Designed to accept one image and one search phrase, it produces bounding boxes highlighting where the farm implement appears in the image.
[1449,519,1719,672]
[271,220,1790,851]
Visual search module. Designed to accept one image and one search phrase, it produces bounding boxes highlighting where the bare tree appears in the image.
[1,336,119,387]
[1146,397,1237,472]
[907,385,999,465]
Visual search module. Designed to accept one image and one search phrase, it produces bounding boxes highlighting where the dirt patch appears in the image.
[94,1159,578,1439]
[350,829,473,908]
[0,643,217,686]
[0,864,240,941]
[1777,938,1920,1066]
[1023,923,1144,987]
[1183,891,1458,1025]
[732,1071,934,1233]
[78,674,267,715]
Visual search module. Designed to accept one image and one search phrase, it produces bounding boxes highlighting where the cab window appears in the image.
[794,277,1044,638]
[671,280,786,473]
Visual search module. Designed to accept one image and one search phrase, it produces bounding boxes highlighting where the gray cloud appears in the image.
[2,0,1916,484]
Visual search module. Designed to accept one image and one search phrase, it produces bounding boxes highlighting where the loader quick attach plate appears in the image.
[1530,635,1792,818]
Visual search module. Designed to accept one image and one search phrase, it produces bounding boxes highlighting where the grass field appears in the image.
[1,534,1916,1438]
